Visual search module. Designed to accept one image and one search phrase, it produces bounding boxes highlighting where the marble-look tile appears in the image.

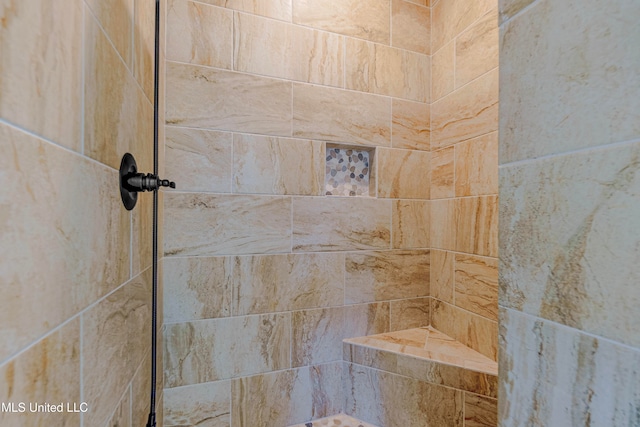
[166,61,292,135]
[431,0,456,53]
[134,0,156,101]
[233,253,344,315]
[391,0,430,55]
[292,307,344,367]
[430,199,455,251]
[165,126,233,193]
[164,380,231,427]
[84,11,154,170]
[231,363,343,426]
[455,254,498,321]
[0,319,80,427]
[500,0,640,163]
[498,0,536,23]
[499,308,640,426]
[343,302,391,339]
[234,12,343,87]
[500,141,640,347]
[391,99,429,151]
[455,9,498,89]
[85,0,133,67]
[455,132,498,197]
[130,352,151,427]
[406,0,427,5]
[345,38,429,103]
[292,0,390,43]
[0,0,82,151]
[455,196,498,257]
[345,250,430,304]
[163,257,233,323]
[389,298,431,331]
[288,414,378,427]
[431,147,455,199]
[233,134,324,195]
[465,394,498,427]
[431,68,499,150]
[344,363,464,426]
[164,313,291,387]
[166,0,233,69]
[198,0,292,21]
[430,250,454,304]
[432,300,497,361]
[164,193,291,256]
[293,83,391,147]
[455,0,495,36]
[107,388,132,427]
[392,200,430,249]
[377,148,430,199]
[0,123,129,362]
[292,197,391,252]
[431,40,455,102]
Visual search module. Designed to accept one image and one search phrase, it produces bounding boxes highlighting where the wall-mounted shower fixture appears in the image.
[119,152,175,211]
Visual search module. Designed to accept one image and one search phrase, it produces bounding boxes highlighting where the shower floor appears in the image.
[288,414,378,427]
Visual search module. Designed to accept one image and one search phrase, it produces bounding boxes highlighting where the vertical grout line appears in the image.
[80,2,86,156]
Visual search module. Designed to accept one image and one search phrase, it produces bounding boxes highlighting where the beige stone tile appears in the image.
[134,0,156,101]
[233,134,324,195]
[131,347,152,427]
[164,381,231,426]
[233,253,344,315]
[165,126,233,193]
[455,9,498,89]
[163,257,233,323]
[390,297,431,330]
[166,0,233,69]
[234,12,343,87]
[291,307,344,367]
[166,61,292,135]
[431,40,455,101]
[108,388,132,427]
[164,313,290,387]
[85,0,133,67]
[455,254,498,320]
[292,197,391,252]
[231,363,342,426]
[455,132,498,196]
[431,146,455,199]
[345,250,430,304]
[431,0,456,53]
[132,190,153,277]
[500,141,640,347]
[454,0,495,36]
[292,83,391,147]
[431,300,497,361]
[345,38,430,102]
[164,193,292,256]
[0,319,80,427]
[288,414,378,427]
[465,394,498,427]
[499,0,536,23]
[292,0,390,43]
[0,123,129,362]
[0,0,82,151]
[392,200,430,249]
[391,99,430,151]
[455,196,498,257]
[198,0,292,21]
[377,148,430,199]
[430,199,456,250]
[431,68,498,150]
[500,0,640,163]
[343,302,391,338]
[406,0,427,5]
[85,12,154,170]
[430,249,454,304]
[391,0,430,54]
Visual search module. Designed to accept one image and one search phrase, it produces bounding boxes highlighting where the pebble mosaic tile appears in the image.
[325,147,371,196]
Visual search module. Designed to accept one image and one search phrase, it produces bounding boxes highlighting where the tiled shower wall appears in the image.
[499,0,640,424]
[429,0,500,362]
[0,0,163,426]
[162,0,432,425]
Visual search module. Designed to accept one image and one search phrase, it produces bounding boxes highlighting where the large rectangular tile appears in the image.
[292,197,391,252]
[133,0,156,100]
[455,132,499,197]
[85,0,133,67]
[293,84,391,147]
[465,394,498,427]
[199,0,292,21]
[292,0,390,43]
[0,123,129,363]
[430,199,456,251]
[455,196,498,257]
[392,200,430,249]
[234,12,343,86]
[0,0,82,151]
[500,0,640,163]
[292,307,344,367]
[389,297,431,331]
[391,0,430,54]
[431,146,455,199]
[430,250,454,304]
[164,193,292,256]
[345,38,429,102]
[233,134,324,195]
[455,254,498,320]
[166,62,292,135]
[345,250,430,304]
[391,99,430,151]
[431,40,455,102]
[499,141,640,347]
[431,0,456,53]
[164,314,291,387]
[343,302,391,338]
[164,381,231,427]
[377,148,430,199]
[455,8,498,89]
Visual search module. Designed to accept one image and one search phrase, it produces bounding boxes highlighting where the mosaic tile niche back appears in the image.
[325,146,372,196]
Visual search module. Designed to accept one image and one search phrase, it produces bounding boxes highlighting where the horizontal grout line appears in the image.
[162,248,430,260]
[431,65,499,105]
[433,299,499,324]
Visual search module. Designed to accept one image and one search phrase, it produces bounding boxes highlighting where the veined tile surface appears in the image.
[391,99,430,151]
[198,0,292,21]
[377,148,430,199]
[163,380,231,427]
[392,200,430,249]
[391,0,430,55]
[288,414,379,427]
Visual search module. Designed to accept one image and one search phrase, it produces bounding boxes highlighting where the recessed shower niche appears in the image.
[325,144,375,197]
